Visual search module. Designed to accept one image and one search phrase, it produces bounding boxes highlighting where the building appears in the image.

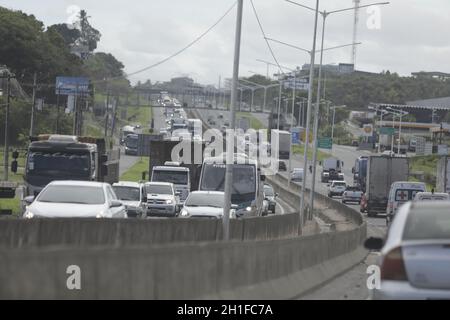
[411,71,450,81]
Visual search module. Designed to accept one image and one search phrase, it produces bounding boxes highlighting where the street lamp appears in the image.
[330,104,347,146]
[266,36,361,215]
[386,107,408,155]
[286,0,390,215]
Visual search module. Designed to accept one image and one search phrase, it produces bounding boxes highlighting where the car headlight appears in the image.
[24,211,34,219]
[96,212,106,219]
[180,209,189,217]
[246,206,252,212]
[166,199,173,205]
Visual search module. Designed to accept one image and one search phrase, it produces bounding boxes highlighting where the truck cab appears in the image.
[321,157,344,183]
[151,162,191,203]
[124,134,139,155]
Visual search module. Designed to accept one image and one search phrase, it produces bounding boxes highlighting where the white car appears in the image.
[112,181,146,218]
[144,182,179,217]
[23,181,127,219]
[180,191,236,219]
[413,191,450,201]
[291,168,304,182]
[328,180,347,198]
[365,201,450,300]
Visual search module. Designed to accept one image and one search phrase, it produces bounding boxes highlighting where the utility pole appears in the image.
[277,82,282,129]
[223,0,243,241]
[310,11,328,214]
[299,0,320,229]
[56,87,60,134]
[29,72,37,137]
[105,90,110,138]
[3,73,12,181]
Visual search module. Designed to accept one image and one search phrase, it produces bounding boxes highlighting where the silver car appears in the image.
[365,201,450,300]
[112,181,145,218]
[179,191,236,219]
[23,180,127,219]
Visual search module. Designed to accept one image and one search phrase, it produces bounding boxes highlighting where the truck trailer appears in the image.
[365,156,409,217]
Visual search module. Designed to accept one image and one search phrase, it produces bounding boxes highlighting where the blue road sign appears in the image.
[55,77,90,95]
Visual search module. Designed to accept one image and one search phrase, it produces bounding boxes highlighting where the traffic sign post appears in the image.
[317,137,332,149]
[380,127,395,135]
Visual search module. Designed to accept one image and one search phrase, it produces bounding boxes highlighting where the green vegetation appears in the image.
[237,112,265,130]
[292,144,331,162]
[120,157,150,182]
[125,106,153,128]
[409,155,439,189]
[0,197,21,215]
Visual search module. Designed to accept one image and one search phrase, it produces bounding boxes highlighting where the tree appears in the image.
[47,23,81,48]
[78,10,101,52]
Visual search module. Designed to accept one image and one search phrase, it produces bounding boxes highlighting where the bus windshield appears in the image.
[152,170,189,185]
[200,163,256,204]
[27,151,90,176]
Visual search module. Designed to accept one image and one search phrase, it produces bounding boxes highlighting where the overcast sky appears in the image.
[2,0,450,85]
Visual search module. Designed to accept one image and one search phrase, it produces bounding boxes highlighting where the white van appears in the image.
[387,181,426,223]
[414,191,450,201]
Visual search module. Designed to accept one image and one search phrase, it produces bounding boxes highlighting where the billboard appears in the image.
[283,77,309,91]
[55,77,90,95]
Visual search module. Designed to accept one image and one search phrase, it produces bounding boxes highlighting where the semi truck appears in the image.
[436,156,450,193]
[365,156,409,217]
[271,130,291,160]
[352,156,368,191]
[19,134,120,199]
[320,157,344,183]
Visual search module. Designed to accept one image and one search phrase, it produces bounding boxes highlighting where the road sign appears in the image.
[317,137,333,149]
[363,124,373,137]
[55,77,90,96]
[380,127,395,135]
[283,77,309,91]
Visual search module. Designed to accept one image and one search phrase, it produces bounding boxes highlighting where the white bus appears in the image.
[198,153,264,217]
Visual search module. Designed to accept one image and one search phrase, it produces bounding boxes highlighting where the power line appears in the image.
[122,1,237,79]
[15,1,237,88]
[249,0,285,76]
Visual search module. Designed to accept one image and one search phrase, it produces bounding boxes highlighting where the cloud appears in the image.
[2,0,449,84]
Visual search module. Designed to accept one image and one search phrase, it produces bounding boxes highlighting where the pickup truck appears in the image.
[342,186,363,204]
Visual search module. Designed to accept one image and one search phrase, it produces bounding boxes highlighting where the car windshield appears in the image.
[200,163,256,204]
[152,170,188,185]
[185,193,224,208]
[145,184,172,195]
[333,182,347,187]
[27,151,90,176]
[125,136,138,148]
[403,208,450,240]
[395,189,424,201]
[37,185,105,205]
[113,186,140,201]
[264,186,274,196]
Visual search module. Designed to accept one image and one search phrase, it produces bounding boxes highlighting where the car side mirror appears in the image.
[11,160,18,173]
[275,193,279,198]
[364,237,384,251]
[110,200,123,208]
[352,167,355,174]
[24,196,35,205]
[142,196,147,202]
[260,175,266,181]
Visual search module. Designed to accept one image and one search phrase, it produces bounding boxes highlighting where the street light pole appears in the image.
[277,82,282,130]
[331,105,336,142]
[29,72,37,137]
[299,0,320,229]
[3,73,12,181]
[310,11,328,214]
[223,0,243,241]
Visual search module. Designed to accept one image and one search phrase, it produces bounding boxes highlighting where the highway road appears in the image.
[191,105,387,299]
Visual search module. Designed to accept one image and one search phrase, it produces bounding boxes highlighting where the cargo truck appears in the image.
[436,156,450,193]
[19,134,120,200]
[271,130,291,160]
[320,157,344,183]
[365,156,409,217]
